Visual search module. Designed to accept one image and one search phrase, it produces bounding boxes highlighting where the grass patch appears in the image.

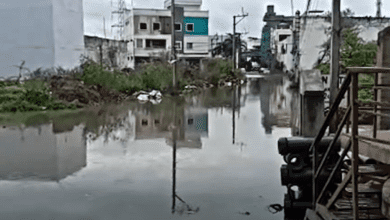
[0,78,76,113]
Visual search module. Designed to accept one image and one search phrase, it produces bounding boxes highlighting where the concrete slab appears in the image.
[341,128,390,164]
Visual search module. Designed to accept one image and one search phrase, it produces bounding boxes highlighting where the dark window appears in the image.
[153,23,160,30]
[140,23,147,30]
[154,119,160,125]
[145,39,166,49]
[186,23,194,32]
[141,119,148,126]
[279,34,289,42]
[188,118,193,125]
[175,23,181,31]
[125,21,130,26]
[187,43,193,49]
[136,39,143,48]
[175,42,181,50]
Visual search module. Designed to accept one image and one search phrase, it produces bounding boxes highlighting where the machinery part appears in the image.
[244,61,252,72]
[285,153,306,171]
[280,165,341,186]
[283,193,308,220]
[278,136,341,155]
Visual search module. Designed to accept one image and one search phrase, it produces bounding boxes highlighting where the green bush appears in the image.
[199,59,239,85]
[138,62,173,91]
[81,62,146,93]
[0,78,77,112]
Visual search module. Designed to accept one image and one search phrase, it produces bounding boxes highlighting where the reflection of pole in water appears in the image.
[237,84,241,118]
[259,79,272,134]
[172,102,177,214]
[232,85,236,144]
[171,101,200,215]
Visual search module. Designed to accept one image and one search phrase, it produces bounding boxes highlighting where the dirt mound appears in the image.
[50,75,130,107]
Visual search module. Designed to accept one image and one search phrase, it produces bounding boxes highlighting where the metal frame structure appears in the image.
[307,67,390,220]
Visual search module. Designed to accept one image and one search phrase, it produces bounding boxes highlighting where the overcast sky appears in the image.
[84,0,390,39]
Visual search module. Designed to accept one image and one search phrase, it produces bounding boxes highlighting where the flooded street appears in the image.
[0,75,298,220]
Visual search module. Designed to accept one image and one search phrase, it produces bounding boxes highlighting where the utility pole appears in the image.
[232,9,248,71]
[103,16,107,39]
[329,0,340,133]
[377,0,382,18]
[171,0,177,90]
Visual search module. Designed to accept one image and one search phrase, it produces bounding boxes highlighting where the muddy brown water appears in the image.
[0,75,299,220]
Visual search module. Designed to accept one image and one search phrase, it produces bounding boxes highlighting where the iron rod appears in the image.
[316,140,352,205]
[351,72,359,220]
[315,106,351,179]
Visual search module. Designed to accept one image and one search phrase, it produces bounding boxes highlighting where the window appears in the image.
[140,23,147,30]
[175,41,182,50]
[141,119,148,126]
[186,23,194,32]
[154,119,160,125]
[125,21,130,26]
[279,34,290,42]
[174,23,181,31]
[145,39,166,49]
[187,42,193,49]
[188,118,193,125]
[136,39,143,48]
[153,23,161,31]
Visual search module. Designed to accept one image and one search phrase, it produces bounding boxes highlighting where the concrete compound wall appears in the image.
[299,17,390,70]
[84,36,129,69]
[0,0,84,78]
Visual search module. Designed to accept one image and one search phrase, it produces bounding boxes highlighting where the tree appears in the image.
[317,27,377,75]
[315,8,374,74]
[211,33,247,58]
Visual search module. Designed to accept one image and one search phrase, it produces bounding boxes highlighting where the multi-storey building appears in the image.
[0,0,84,79]
[124,0,210,68]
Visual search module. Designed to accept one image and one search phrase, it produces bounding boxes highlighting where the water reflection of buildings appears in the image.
[134,105,208,149]
[0,124,86,181]
[257,76,298,134]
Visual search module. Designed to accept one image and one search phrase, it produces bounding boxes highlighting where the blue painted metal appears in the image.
[183,17,208,35]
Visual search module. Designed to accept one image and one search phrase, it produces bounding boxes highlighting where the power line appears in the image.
[305,0,312,15]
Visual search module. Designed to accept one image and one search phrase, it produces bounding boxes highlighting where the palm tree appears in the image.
[211,33,247,58]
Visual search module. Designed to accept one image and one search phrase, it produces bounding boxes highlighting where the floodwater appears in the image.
[0,75,298,220]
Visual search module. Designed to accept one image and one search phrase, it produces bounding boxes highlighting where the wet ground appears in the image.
[0,74,298,220]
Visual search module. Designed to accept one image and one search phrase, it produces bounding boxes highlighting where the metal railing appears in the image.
[310,67,390,220]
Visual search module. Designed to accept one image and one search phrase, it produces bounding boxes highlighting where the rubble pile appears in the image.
[49,75,130,107]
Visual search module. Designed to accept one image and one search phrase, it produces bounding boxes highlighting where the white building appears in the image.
[270,25,294,74]
[124,0,210,69]
[246,37,261,50]
[0,0,84,79]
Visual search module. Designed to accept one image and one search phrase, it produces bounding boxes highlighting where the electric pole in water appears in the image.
[232,9,248,71]
[171,0,177,90]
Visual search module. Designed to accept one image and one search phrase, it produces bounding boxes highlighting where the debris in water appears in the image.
[239,211,251,216]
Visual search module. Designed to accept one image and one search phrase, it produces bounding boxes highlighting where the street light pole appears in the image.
[233,16,236,70]
[232,10,248,71]
[171,0,177,90]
